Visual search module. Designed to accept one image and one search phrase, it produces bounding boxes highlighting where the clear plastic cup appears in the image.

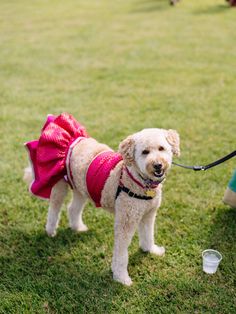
[202,249,222,274]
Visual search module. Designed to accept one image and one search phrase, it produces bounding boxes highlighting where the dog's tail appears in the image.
[23,165,33,186]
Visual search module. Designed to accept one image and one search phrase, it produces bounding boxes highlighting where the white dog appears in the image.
[24,113,180,286]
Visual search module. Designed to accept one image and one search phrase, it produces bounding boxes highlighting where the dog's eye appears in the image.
[142,149,150,155]
[159,146,164,151]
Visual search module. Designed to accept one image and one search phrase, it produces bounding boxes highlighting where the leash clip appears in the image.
[193,166,205,171]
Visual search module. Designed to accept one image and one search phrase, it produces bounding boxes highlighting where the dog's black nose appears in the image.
[153,163,162,171]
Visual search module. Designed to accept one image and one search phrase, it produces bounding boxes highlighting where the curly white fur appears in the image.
[23,165,33,185]
[24,128,180,285]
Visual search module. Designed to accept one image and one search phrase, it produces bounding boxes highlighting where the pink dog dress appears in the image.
[25,113,122,207]
[86,151,122,207]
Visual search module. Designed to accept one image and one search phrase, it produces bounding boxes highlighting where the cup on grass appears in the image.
[202,249,222,274]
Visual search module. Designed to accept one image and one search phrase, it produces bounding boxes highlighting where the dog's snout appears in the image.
[153,163,162,171]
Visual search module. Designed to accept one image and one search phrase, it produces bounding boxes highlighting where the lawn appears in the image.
[0,0,236,313]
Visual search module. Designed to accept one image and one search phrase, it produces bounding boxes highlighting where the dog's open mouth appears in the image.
[137,167,166,186]
[154,171,164,178]
[146,173,165,187]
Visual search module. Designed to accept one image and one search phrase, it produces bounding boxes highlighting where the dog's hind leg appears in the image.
[46,179,68,237]
[68,191,88,232]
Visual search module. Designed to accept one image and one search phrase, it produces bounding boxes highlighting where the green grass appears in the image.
[0,0,236,312]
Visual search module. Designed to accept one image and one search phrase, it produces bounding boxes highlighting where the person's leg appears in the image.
[223,170,236,208]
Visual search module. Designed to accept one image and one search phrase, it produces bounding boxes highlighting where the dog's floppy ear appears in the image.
[166,129,180,157]
[118,136,135,165]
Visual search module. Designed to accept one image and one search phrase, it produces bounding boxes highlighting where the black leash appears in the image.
[172,150,236,171]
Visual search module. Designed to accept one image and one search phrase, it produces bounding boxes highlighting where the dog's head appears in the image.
[119,128,180,182]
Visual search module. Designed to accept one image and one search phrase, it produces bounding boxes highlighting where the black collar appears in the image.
[115,185,154,201]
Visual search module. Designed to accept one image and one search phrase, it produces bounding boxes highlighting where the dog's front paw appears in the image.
[46,225,57,237]
[70,222,88,232]
[150,245,165,256]
[113,273,133,286]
